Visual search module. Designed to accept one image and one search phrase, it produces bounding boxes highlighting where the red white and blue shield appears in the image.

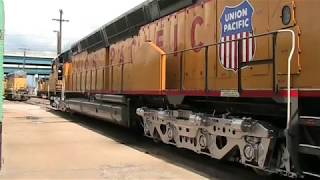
[219,1,255,71]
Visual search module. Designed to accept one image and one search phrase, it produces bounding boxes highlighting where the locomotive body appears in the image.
[51,0,320,178]
[49,58,63,108]
[37,78,49,99]
[4,71,29,101]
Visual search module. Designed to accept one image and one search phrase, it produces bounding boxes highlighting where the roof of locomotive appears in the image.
[7,70,27,78]
[70,0,197,55]
[53,50,72,64]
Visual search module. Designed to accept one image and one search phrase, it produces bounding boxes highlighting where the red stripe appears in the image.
[68,90,313,98]
[297,91,320,98]
[246,32,250,63]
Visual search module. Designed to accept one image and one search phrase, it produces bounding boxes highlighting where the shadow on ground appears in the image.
[46,108,290,180]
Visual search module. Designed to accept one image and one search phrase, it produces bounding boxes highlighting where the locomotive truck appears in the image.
[50,0,320,178]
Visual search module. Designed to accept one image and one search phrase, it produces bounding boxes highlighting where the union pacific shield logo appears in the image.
[219,1,255,71]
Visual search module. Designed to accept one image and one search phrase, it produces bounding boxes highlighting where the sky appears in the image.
[4,0,145,56]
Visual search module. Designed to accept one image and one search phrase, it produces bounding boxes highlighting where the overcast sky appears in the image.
[4,0,145,55]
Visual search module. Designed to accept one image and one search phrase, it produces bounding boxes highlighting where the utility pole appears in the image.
[19,48,30,71]
[52,9,69,54]
[53,30,60,55]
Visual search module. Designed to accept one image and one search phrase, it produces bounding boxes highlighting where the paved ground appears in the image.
[0,99,286,179]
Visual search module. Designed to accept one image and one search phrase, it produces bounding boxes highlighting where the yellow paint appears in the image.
[64,0,320,94]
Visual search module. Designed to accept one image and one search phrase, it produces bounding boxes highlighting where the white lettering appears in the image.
[224,24,228,32]
[223,18,250,33]
[225,8,248,22]
[244,18,249,27]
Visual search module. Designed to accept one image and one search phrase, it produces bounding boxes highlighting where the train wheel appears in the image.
[152,129,161,143]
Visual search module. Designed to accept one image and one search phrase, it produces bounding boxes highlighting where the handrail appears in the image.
[163,31,278,56]
[276,29,296,130]
[163,31,281,93]
[72,31,278,73]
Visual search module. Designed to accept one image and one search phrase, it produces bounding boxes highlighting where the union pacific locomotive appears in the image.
[50,0,320,178]
[4,71,29,101]
[37,77,49,99]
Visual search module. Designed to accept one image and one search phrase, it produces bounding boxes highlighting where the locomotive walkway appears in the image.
[0,99,281,179]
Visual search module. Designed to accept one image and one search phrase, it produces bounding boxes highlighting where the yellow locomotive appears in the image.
[4,71,29,101]
[37,77,49,99]
[48,54,66,109]
[51,0,320,178]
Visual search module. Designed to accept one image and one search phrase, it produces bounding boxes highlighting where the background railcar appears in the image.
[37,77,49,99]
[48,56,64,108]
[50,0,320,178]
[4,70,29,101]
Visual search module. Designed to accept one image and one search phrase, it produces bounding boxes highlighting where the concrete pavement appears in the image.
[0,101,206,179]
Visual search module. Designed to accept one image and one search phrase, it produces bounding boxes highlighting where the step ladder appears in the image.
[298,116,320,178]
[300,116,320,127]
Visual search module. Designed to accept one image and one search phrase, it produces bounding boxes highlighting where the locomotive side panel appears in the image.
[122,38,135,91]
[74,53,82,92]
[214,0,271,91]
[64,63,72,91]
[240,0,272,89]
[74,53,80,92]
[86,52,94,91]
[183,3,207,91]
[166,11,186,90]
[109,24,167,93]
[148,21,157,43]
[49,64,57,93]
[71,55,77,92]
[291,0,320,89]
[201,0,217,92]
[156,14,176,89]
[80,52,88,92]
[129,42,166,91]
[268,1,300,89]
[95,48,109,91]
[110,42,122,92]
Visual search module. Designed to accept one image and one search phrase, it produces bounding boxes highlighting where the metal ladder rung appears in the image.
[300,116,320,120]
[303,171,320,178]
[300,116,320,127]
[299,144,320,156]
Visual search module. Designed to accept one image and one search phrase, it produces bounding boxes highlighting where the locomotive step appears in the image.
[298,144,320,156]
[302,171,320,179]
[300,116,320,127]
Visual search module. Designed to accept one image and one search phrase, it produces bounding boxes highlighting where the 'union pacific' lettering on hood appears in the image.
[221,1,253,36]
[224,8,249,33]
